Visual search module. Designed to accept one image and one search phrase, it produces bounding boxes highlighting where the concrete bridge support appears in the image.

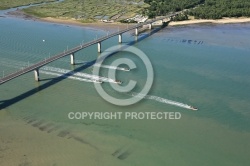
[148,23,152,30]
[98,42,101,53]
[34,69,39,81]
[118,34,122,43]
[135,28,138,36]
[70,53,75,65]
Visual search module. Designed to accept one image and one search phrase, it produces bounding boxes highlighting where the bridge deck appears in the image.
[0,15,173,85]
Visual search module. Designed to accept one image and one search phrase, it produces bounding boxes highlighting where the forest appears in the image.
[188,0,250,19]
[143,0,250,19]
[142,0,204,18]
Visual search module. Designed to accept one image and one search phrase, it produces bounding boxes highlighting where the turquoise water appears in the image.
[1,14,250,166]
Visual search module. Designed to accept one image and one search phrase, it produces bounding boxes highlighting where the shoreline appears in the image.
[6,10,133,31]
[6,10,250,30]
[24,16,250,29]
[40,17,132,31]
[169,18,250,26]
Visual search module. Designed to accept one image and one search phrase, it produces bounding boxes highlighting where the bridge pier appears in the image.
[70,53,75,65]
[98,42,101,53]
[148,23,152,30]
[135,35,138,42]
[34,69,39,81]
[118,34,122,43]
[135,28,138,36]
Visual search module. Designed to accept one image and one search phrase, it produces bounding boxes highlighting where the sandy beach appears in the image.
[7,10,132,31]
[23,16,250,30]
[41,17,132,31]
[169,17,250,26]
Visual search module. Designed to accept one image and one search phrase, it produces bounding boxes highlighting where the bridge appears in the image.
[0,14,175,85]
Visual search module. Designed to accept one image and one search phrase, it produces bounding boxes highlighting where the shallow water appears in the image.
[0,12,250,166]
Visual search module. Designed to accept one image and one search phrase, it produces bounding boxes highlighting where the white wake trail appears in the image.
[0,59,118,83]
[41,66,116,83]
[131,92,196,110]
[39,70,94,82]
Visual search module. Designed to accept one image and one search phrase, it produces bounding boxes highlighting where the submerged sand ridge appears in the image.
[0,112,135,166]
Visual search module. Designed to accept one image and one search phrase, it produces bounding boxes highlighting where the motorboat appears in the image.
[93,79,103,84]
[115,80,122,85]
[190,106,198,111]
[124,68,130,71]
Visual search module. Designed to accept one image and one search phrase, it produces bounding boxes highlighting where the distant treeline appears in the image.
[142,0,204,18]
[143,0,250,19]
[188,0,250,19]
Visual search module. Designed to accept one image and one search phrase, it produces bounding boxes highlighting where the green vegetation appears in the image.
[22,0,148,22]
[142,0,204,18]
[172,13,188,21]
[0,0,56,10]
[3,0,250,22]
[143,0,250,20]
[188,0,250,19]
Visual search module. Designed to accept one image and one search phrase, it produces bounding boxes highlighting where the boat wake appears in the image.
[94,64,130,71]
[41,66,118,83]
[39,70,94,82]
[72,60,130,71]
[130,92,198,110]
[0,59,197,110]
[0,58,124,84]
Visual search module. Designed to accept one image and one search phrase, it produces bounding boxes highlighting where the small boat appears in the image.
[124,68,130,71]
[93,79,103,84]
[115,80,122,85]
[190,106,198,111]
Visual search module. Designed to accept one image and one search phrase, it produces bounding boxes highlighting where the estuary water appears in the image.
[0,11,250,166]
